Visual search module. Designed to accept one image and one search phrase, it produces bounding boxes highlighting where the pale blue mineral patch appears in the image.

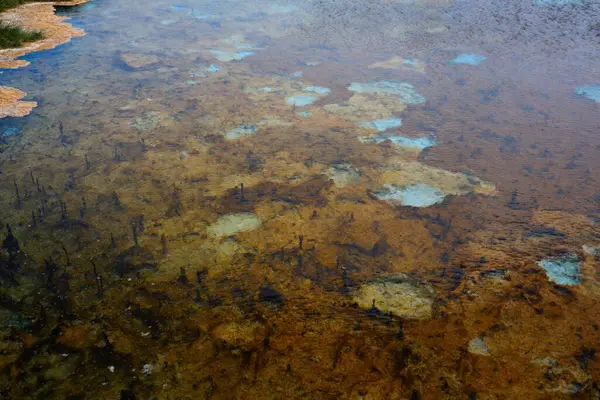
[210,50,255,62]
[360,134,436,149]
[286,95,317,107]
[348,81,426,104]
[403,58,420,66]
[190,9,217,19]
[358,118,402,132]
[267,3,299,13]
[225,124,258,139]
[373,183,445,207]
[297,111,311,117]
[536,254,581,285]
[205,64,221,72]
[450,53,487,66]
[2,127,20,136]
[171,5,188,11]
[304,86,331,95]
[575,85,600,102]
[160,19,177,25]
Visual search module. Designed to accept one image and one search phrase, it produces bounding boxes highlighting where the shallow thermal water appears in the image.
[1,0,600,398]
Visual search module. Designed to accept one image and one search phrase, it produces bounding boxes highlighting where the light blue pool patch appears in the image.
[373,183,445,207]
[297,111,311,117]
[403,58,420,66]
[304,86,331,95]
[348,81,426,104]
[575,85,600,102]
[536,254,581,285]
[171,5,188,11]
[205,65,221,72]
[2,127,20,136]
[224,124,258,139]
[286,95,317,107]
[360,134,436,149]
[190,9,217,19]
[160,19,177,25]
[450,53,487,66]
[210,50,255,62]
[358,118,402,132]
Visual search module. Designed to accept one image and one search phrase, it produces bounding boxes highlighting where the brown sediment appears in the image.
[0,1,87,118]
[0,86,37,118]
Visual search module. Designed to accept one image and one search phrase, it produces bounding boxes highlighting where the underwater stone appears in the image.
[326,163,361,187]
[224,124,258,139]
[582,245,599,256]
[575,85,600,102]
[360,134,436,150]
[450,53,487,66]
[120,53,159,69]
[207,213,262,237]
[373,183,445,207]
[210,50,255,62]
[352,274,435,320]
[368,56,425,73]
[348,81,426,104]
[130,111,162,131]
[285,95,317,107]
[536,254,581,285]
[468,337,490,356]
[358,118,402,132]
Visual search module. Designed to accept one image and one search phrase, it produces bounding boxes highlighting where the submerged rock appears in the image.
[352,274,435,320]
[468,337,490,356]
[324,93,407,128]
[536,254,581,285]
[575,85,600,102]
[130,111,162,131]
[582,244,599,256]
[207,213,262,237]
[326,163,362,187]
[348,81,426,104]
[360,133,436,150]
[450,53,487,66]
[372,183,445,207]
[358,118,402,132]
[120,53,159,69]
[224,123,258,139]
[368,56,425,73]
